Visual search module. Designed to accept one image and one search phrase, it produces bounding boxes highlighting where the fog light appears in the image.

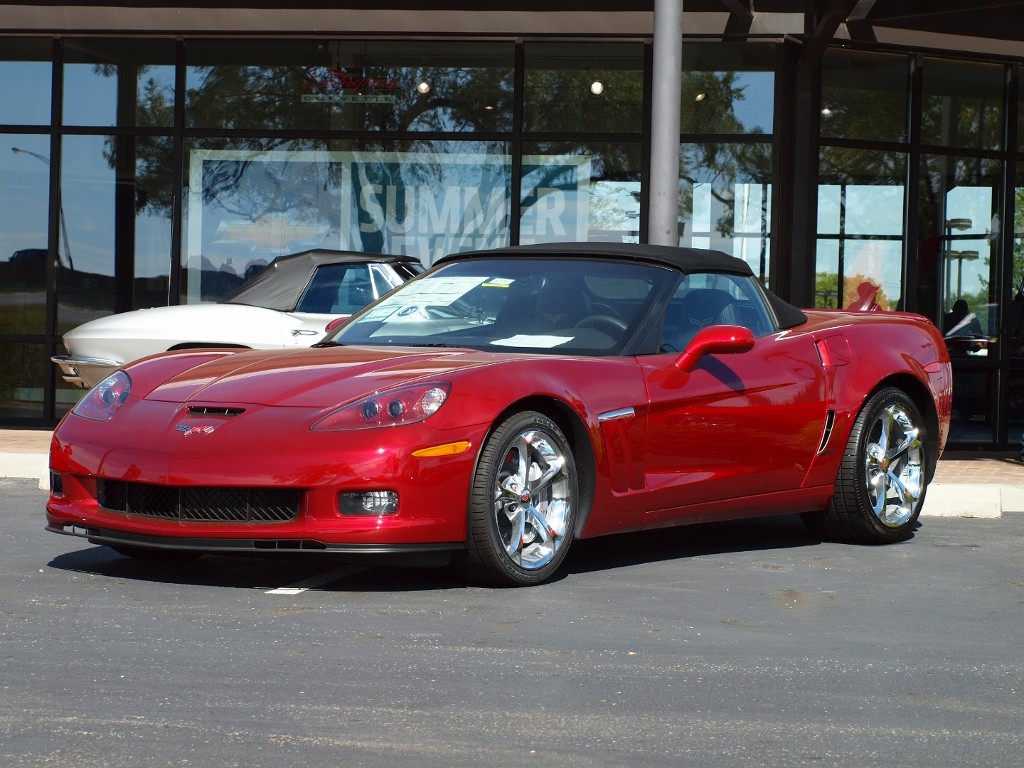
[339,490,398,516]
[50,471,64,497]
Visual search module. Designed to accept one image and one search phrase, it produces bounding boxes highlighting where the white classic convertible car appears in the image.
[52,249,421,389]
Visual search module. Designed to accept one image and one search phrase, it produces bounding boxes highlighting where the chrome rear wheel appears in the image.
[802,388,928,543]
[864,401,925,528]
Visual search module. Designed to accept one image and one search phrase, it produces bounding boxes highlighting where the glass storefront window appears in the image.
[918,153,1001,445]
[1,134,51,335]
[0,343,50,420]
[0,39,52,125]
[821,50,909,143]
[186,40,513,133]
[816,148,906,310]
[182,138,512,298]
[921,58,1005,152]
[63,39,176,128]
[1019,72,1024,153]
[679,44,776,136]
[520,142,642,246]
[1004,165,1024,448]
[917,153,1000,329]
[58,134,173,332]
[679,142,772,281]
[523,43,645,135]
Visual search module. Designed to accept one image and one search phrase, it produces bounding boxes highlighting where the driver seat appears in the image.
[523,276,593,333]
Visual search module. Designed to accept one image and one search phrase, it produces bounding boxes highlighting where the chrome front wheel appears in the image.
[462,411,578,586]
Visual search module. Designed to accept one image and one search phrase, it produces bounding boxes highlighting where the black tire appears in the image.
[802,387,927,544]
[458,411,578,586]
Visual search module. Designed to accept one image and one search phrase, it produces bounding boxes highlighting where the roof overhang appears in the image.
[1,1,1021,58]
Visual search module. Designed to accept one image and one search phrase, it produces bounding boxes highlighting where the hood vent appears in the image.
[187,406,245,417]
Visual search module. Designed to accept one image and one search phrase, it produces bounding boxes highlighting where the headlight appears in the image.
[72,371,131,422]
[311,382,450,432]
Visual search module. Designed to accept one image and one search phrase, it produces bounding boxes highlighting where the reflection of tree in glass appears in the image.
[94,63,178,216]
[678,72,771,240]
[820,75,907,144]
[103,59,514,218]
[814,271,891,310]
[1014,186,1024,291]
[183,62,512,133]
[106,62,776,251]
[922,90,1003,152]
[524,67,644,134]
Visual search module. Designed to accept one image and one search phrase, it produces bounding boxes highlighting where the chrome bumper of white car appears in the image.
[51,355,122,389]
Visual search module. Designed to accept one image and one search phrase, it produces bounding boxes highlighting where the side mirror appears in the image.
[325,316,351,333]
[673,325,755,373]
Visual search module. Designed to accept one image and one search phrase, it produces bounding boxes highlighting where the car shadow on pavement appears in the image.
[46,513,838,591]
[566,513,827,577]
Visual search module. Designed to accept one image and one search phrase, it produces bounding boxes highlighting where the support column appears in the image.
[647,0,683,246]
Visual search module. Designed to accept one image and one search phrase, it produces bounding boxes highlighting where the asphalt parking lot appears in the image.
[2,477,1022,767]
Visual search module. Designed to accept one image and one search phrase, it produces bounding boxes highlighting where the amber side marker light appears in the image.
[411,441,471,458]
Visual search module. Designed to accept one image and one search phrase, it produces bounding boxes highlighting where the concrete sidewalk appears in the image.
[3,429,1022,517]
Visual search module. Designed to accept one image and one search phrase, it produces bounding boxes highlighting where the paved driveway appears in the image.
[3,478,1022,767]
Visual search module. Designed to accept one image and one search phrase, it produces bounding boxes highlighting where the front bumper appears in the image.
[46,404,487,555]
[45,521,459,566]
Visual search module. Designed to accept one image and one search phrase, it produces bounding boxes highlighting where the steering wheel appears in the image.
[574,314,628,335]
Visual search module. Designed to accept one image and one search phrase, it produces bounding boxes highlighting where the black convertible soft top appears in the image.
[443,242,808,329]
[220,249,421,312]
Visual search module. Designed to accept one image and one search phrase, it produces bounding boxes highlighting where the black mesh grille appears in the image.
[98,480,299,523]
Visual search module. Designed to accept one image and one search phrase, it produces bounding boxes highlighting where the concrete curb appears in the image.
[922,484,1003,519]
[0,453,48,491]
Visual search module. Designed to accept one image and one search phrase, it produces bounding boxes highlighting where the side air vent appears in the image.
[817,410,836,454]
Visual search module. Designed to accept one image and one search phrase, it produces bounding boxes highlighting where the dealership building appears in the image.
[1,1,1023,450]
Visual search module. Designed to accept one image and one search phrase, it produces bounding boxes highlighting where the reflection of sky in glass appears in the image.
[846,187,903,235]
[845,239,903,305]
[61,135,171,277]
[818,185,904,235]
[946,185,994,301]
[816,182,998,307]
[63,63,175,126]
[816,183,907,307]
[0,62,51,124]
[686,181,771,273]
[61,135,115,274]
[731,72,774,133]
[1,135,51,260]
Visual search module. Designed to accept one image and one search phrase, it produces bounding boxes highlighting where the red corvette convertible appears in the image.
[46,243,952,586]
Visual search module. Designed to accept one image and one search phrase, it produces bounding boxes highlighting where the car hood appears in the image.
[65,303,282,341]
[143,345,497,408]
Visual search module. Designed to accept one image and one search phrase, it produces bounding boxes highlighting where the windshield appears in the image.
[322,257,671,355]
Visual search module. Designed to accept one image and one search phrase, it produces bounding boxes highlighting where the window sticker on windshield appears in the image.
[491,334,573,349]
[359,276,487,322]
[481,277,514,288]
